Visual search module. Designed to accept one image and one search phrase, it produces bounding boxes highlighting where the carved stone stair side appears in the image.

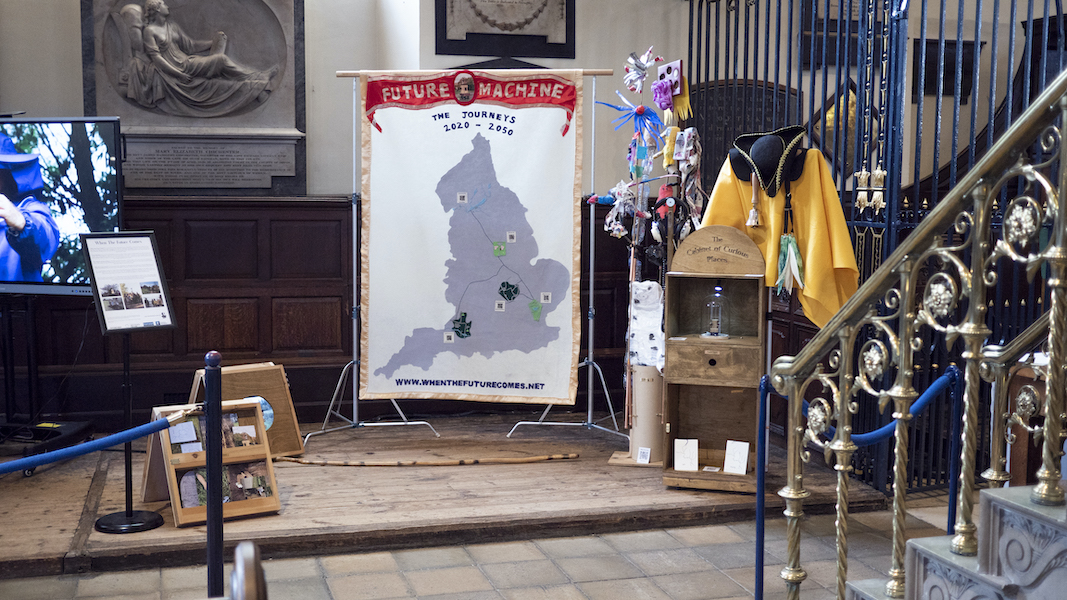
[904,536,1014,600]
[845,577,891,600]
[845,485,1067,600]
[976,486,1067,597]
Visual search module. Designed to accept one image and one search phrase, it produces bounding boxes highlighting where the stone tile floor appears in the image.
[0,492,956,600]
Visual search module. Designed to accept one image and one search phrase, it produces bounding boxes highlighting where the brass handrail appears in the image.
[770,59,1067,600]
[980,312,1051,488]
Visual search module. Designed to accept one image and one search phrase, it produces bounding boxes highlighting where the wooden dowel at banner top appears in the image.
[336,69,614,77]
[204,350,224,598]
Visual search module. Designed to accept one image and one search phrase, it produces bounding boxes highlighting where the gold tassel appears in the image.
[673,75,692,122]
[870,168,886,214]
[855,169,870,212]
[746,173,760,227]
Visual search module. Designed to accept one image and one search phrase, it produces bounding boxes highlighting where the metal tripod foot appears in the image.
[303,361,439,446]
[507,359,628,439]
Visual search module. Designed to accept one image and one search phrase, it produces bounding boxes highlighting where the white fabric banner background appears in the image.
[359,70,582,404]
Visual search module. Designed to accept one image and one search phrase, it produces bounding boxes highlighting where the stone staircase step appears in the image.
[845,577,891,600]
[906,535,1015,599]
[977,485,1067,593]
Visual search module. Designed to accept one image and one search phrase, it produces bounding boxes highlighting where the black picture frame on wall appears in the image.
[435,0,575,59]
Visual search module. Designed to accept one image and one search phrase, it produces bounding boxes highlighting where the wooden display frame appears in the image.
[662,226,767,493]
[142,400,280,527]
[188,362,304,458]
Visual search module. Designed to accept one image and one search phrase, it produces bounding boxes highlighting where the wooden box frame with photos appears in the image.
[81,231,176,336]
[435,0,575,59]
[188,362,304,458]
[141,399,280,527]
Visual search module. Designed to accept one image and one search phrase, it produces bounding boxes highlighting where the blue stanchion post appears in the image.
[756,375,769,600]
[205,351,224,598]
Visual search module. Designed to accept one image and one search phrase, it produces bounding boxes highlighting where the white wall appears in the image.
[0,0,692,196]
[305,0,379,195]
[0,0,83,117]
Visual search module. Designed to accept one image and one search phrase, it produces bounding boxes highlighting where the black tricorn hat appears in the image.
[728,125,807,197]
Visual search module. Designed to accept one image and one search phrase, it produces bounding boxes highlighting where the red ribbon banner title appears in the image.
[365,70,577,136]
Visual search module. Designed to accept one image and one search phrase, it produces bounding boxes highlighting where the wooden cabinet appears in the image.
[662,226,766,492]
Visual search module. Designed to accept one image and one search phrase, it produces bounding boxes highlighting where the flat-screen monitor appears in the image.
[0,118,122,296]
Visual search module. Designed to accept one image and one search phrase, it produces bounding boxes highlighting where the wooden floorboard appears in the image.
[0,412,887,578]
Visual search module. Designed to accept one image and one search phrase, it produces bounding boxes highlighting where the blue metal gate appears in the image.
[686,0,1064,493]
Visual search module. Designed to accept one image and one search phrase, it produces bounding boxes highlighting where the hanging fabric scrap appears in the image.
[623,46,662,93]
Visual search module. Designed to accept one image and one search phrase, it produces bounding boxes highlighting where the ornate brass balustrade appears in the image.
[770,69,1067,599]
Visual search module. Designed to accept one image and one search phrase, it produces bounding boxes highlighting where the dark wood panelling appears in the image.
[768,291,821,444]
[576,205,631,407]
[7,196,636,430]
[271,221,344,279]
[125,219,175,279]
[185,220,260,279]
[129,322,175,355]
[186,298,260,352]
[41,301,107,365]
[272,297,344,351]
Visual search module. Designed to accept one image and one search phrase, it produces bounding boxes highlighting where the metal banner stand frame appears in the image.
[303,77,441,446]
[508,74,628,440]
[317,70,620,443]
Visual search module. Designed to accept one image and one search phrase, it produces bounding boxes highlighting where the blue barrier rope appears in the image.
[754,365,963,599]
[801,365,962,447]
[0,417,172,476]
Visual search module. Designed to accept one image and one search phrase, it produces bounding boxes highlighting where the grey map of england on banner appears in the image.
[375,134,570,378]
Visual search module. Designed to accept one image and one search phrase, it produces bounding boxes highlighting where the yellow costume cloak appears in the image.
[699,150,858,328]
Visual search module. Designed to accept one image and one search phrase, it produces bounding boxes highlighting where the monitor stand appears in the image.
[1,295,93,476]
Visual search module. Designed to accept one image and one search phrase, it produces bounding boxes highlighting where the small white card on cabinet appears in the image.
[636,446,651,464]
[723,440,750,475]
[674,439,699,471]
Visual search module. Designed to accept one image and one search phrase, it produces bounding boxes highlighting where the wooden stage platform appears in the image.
[0,412,887,579]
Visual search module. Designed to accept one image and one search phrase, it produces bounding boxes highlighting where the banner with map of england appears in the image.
[359,70,582,404]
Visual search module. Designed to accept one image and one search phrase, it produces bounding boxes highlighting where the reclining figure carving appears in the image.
[111,0,281,118]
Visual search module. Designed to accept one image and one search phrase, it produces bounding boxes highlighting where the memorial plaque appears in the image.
[84,0,305,192]
[123,137,297,188]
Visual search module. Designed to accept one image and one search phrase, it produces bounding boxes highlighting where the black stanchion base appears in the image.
[94,510,165,534]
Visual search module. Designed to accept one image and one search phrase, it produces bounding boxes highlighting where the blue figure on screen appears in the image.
[0,133,60,282]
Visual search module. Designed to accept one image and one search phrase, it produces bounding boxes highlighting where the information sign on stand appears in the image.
[81,232,175,335]
[81,231,175,534]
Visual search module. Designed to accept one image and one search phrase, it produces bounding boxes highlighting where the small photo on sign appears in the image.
[541,292,552,304]
[507,231,517,243]
[495,300,506,312]
[444,332,455,343]
[457,192,468,204]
